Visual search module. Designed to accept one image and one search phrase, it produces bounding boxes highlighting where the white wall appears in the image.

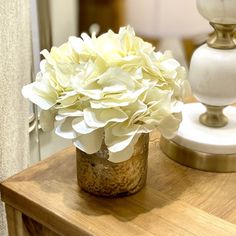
[50,0,78,46]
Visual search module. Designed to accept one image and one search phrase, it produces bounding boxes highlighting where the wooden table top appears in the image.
[1,131,236,236]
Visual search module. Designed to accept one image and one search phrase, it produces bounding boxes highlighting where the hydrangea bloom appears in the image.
[22,26,188,162]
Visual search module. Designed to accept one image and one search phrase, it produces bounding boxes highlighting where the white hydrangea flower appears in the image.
[22,26,188,162]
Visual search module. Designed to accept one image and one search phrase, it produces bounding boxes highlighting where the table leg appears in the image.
[5,204,24,236]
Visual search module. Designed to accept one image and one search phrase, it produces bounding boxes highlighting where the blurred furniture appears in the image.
[79,0,124,34]
[1,131,236,235]
[37,0,52,52]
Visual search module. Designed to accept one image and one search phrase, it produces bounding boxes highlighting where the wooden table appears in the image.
[1,132,236,236]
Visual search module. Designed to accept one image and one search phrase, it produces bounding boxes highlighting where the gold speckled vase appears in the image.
[76,134,149,197]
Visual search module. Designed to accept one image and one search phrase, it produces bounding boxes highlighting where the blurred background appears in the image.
[30,0,212,163]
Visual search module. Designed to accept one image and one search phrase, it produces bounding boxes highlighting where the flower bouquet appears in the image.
[23,26,187,197]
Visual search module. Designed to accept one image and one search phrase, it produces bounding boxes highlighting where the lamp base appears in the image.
[160,103,236,172]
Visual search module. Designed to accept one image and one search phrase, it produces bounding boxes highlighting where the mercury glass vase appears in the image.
[76,134,149,197]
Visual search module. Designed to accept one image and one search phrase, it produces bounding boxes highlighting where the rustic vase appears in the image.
[76,134,149,197]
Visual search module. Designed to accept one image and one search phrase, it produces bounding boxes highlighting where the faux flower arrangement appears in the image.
[23,26,187,163]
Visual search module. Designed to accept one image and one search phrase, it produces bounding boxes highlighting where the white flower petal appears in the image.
[55,114,66,121]
[69,36,84,53]
[122,100,147,125]
[22,83,57,110]
[22,83,34,99]
[171,101,184,113]
[77,87,102,100]
[56,94,79,108]
[102,85,126,94]
[108,143,134,163]
[58,110,83,117]
[74,128,103,154]
[160,58,180,71]
[83,107,128,128]
[90,99,130,109]
[107,135,134,153]
[158,113,182,139]
[81,32,92,42]
[98,68,135,89]
[105,124,139,152]
[108,134,140,163]
[55,117,78,139]
[72,118,97,134]
[137,124,155,134]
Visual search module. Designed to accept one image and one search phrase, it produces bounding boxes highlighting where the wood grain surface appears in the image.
[1,131,236,236]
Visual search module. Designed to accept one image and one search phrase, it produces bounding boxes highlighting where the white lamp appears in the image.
[160,0,236,172]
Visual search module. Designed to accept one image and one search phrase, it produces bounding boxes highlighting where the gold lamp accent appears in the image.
[160,137,236,172]
[207,23,236,50]
[199,104,228,128]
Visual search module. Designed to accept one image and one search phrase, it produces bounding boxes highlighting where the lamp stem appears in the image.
[200,104,228,128]
[207,22,236,49]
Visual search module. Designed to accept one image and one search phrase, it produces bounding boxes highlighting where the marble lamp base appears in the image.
[160,103,236,172]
